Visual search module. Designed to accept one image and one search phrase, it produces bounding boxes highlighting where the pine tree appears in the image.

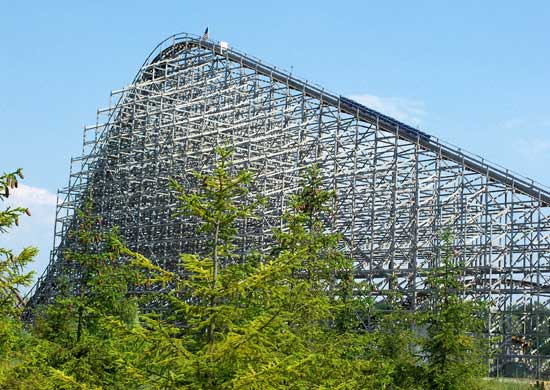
[1,161,493,389]
[0,169,36,318]
[154,157,394,389]
[25,196,169,389]
[0,169,38,385]
[420,230,488,390]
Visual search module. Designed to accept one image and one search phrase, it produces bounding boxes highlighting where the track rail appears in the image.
[147,34,550,207]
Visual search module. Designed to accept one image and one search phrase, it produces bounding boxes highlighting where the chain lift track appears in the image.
[26,33,550,377]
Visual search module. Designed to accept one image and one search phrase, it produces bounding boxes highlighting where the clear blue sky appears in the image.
[1,0,549,280]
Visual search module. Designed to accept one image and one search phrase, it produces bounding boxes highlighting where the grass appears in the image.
[484,377,534,389]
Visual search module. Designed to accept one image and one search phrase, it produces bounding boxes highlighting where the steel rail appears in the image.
[145,34,550,206]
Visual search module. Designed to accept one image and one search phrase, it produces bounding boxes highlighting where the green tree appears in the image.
[0,170,52,388]
[1,160,493,389]
[9,197,170,389]
[0,169,36,317]
[169,147,260,352]
[421,230,488,390]
[150,156,393,389]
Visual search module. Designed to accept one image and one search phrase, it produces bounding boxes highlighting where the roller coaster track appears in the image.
[24,33,550,377]
[151,36,550,206]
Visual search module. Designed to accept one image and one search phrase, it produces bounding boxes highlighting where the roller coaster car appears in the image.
[339,96,431,142]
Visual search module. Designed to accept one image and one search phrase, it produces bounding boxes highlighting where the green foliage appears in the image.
[1,190,170,389]
[0,161,492,389]
[0,169,40,387]
[420,230,489,390]
[151,155,392,389]
[0,169,36,317]
[169,147,262,351]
